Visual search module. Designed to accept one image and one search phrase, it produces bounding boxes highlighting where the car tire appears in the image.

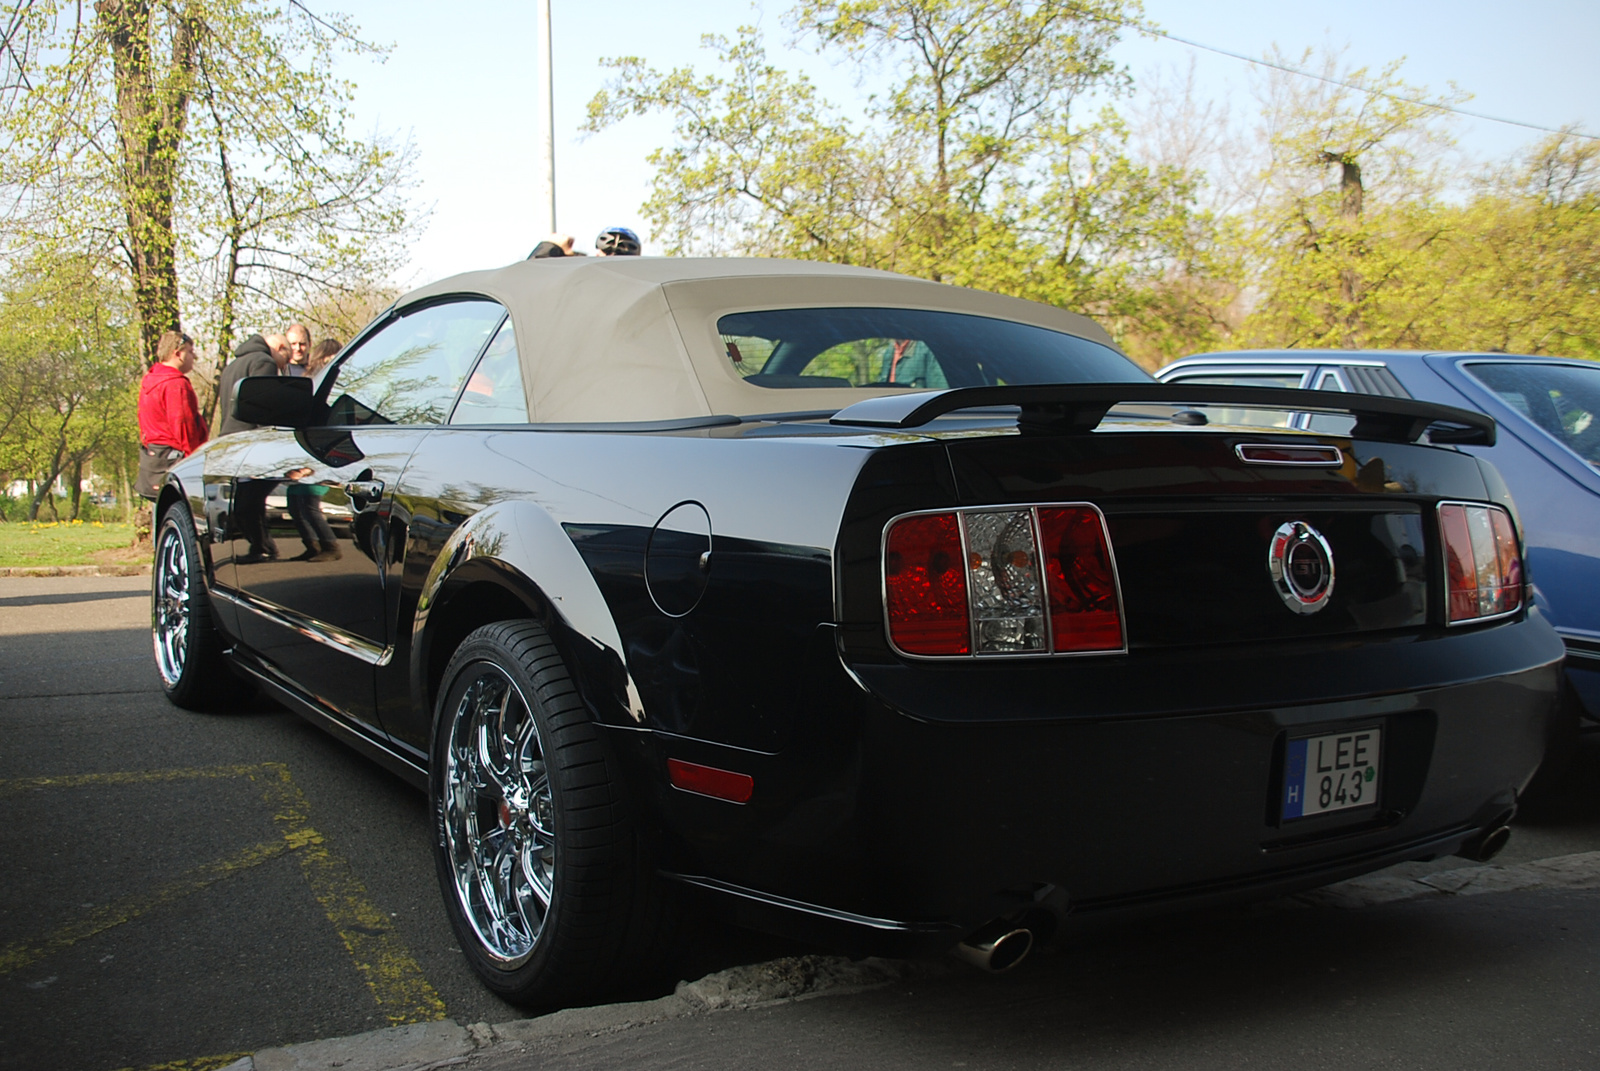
[152,501,235,711]
[430,619,674,1007]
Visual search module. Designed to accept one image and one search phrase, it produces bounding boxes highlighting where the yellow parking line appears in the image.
[0,838,291,976]
[255,764,448,1025]
[0,763,446,1025]
[111,1054,251,1071]
[0,764,269,797]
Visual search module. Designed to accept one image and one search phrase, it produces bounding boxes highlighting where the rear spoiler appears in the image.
[828,384,1496,446]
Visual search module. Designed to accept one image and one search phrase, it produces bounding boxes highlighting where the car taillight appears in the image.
[1038,507,1124,652]
[884,512,970,655]
[1439,502,1523,625]
[884,505,1124,657]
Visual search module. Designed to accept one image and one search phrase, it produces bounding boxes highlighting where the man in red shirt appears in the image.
[136,330,208,499]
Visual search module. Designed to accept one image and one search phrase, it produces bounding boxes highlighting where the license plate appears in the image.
[1282,728,1381,820]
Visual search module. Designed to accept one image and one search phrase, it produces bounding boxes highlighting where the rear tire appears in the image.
[152,502,234,711]
[430,619,672,1007]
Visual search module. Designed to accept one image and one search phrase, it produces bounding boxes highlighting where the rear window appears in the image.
[1466,361,1600,467]
[717,307,1147,389]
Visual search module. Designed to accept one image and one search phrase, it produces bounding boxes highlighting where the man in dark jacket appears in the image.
[217,333,289,436]
[216,332,289,562]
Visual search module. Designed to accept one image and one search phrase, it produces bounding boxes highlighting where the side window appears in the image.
[450,317,529,425]
[1468,362,1600,466]
[324,299,506,425]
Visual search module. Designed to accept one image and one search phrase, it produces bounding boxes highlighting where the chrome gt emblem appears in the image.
[1268,521,1335,615]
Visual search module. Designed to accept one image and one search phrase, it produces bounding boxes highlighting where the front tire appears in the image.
[152,502,233,710]
[430,620,669,1007]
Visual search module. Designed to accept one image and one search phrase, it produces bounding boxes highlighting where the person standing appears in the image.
[215,332,289,562]
[307,337,342,377]
[136,330,208,499]
[284,322,313,376]
[216,332,290,436]
[528,233,580,258]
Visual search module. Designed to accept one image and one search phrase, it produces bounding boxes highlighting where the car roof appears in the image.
[1162,349,1597,371]
[395,257,1122,423]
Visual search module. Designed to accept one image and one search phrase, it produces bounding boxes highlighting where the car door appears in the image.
[228,298,509,737]
[371,314,535,760]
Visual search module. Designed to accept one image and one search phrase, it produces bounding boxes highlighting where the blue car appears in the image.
[1158,350,1600,741]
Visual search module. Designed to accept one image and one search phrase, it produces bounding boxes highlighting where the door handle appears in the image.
[343,479,384,500]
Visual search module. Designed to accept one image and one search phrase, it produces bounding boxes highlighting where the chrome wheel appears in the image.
[441,662,556,968]
[153,519,193,688]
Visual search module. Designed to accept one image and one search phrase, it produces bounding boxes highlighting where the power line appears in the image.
[1140,23,1599,144]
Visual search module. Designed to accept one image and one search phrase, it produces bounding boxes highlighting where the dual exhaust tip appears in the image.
[956,821,1515,973]
[1456,821,1513,863]
[953,922,1034,973]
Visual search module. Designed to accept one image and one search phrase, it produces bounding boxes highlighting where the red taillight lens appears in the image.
[884,505,1124,657]
[1037,507,1124,652]
[885,512,970,655]
[1439,503,1523,624]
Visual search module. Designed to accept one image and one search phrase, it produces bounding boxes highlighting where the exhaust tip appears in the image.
[1456,824,1513,863]
[953,927,1033,973]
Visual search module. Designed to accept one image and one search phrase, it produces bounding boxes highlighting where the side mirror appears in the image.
[234,375,315,428]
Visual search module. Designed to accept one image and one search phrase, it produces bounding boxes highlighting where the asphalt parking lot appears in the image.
[1,574,1596,1071]
[0,575,526,1070]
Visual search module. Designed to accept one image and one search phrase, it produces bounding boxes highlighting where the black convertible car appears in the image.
[152,257,1564,1005]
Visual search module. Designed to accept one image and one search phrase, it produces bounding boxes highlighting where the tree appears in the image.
[0,0,415,369]
[789,0,1139,281]
[0,251,140,520]
[585,30,862,260]
[1234,50,1466,350]
[586,2,1205,358]
[1418,134,1600,356]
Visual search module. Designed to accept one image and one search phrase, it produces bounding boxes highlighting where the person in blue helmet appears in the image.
[595,226,641,256]
[528,227,642,259]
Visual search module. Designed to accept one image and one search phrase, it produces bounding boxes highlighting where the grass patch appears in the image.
[0,520,140,567]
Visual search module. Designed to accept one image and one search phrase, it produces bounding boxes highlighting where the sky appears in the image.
[325,0,1600,288]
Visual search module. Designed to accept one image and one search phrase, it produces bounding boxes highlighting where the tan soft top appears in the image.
[398,257,1120,424]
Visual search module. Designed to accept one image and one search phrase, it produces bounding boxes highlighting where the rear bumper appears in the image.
[616,614,1564,956]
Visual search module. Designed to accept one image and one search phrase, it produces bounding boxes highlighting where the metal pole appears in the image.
[534,0,556,234]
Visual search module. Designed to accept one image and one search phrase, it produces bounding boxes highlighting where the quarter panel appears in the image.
[393,426,872,754]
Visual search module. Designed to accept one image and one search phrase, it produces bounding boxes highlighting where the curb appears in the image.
[0,564,150,577]
[224,851,1600,1071]
[240,956,935,1071]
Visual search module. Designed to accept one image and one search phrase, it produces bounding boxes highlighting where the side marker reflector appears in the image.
[667,758,754,804]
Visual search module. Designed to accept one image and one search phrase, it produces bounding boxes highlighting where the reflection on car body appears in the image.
[150,259,1563,1008]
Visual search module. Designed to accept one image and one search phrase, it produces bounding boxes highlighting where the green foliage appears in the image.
[0,249,141,520]
[594,13,1598,367]
[586,2,1207,353]
[1414,136,1600,356]
[1230,56,1600,361]
[0,0,415,383]
[1232,54,1468,350]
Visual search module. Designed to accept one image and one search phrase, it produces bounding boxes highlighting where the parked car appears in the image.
[151,259,1563,1007]
[1157,350,1599,751]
